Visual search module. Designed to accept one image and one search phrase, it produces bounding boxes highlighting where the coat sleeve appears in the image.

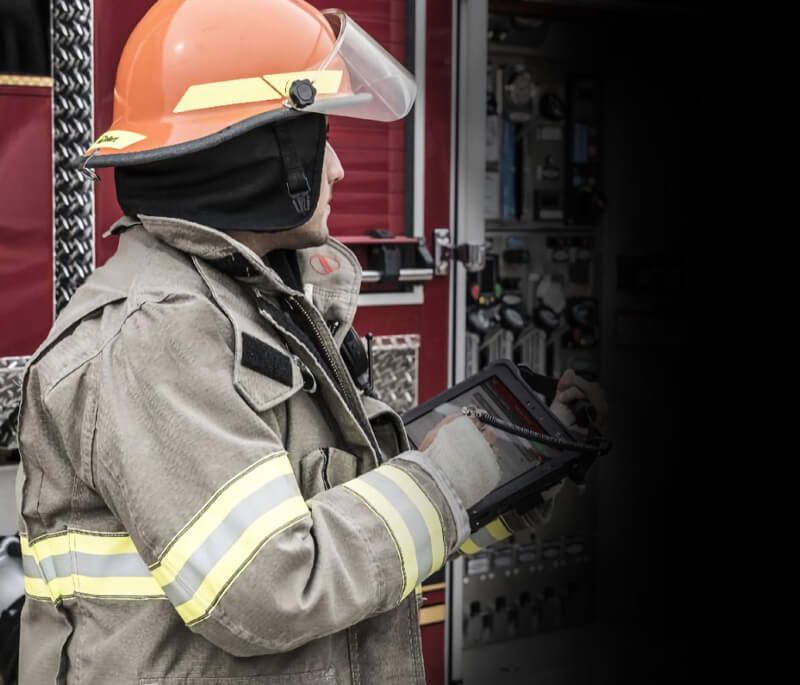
[86,292,469,656]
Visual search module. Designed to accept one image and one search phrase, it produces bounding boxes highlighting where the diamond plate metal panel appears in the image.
[0,358,28,449]
[368,334,420,414]
[1,3,95,445]
[52,0,95,313]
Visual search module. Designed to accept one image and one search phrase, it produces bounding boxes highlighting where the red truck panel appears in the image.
[354,0,452,406]
[93,0,159,266]
[0,85,53,356]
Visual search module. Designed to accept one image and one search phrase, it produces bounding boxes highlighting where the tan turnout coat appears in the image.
[16,215,486,684]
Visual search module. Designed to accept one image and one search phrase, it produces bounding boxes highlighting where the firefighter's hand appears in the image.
[549,368,608,436]
[418,412,497,453]
[419,414,502,508]
[503,370,608,531]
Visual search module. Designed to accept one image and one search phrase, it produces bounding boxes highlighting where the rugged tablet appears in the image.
[402,359,609,531]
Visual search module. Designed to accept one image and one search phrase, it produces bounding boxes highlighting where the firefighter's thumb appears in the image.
[421,415,502,508]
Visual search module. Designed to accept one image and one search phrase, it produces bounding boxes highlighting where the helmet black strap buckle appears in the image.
[285,176,311,214]
[273,122,312,214]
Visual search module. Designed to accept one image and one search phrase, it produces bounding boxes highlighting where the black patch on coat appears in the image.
[241,333,293,386]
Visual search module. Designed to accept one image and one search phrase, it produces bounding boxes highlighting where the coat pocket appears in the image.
[360,394,410,459]
[297,447,359,498]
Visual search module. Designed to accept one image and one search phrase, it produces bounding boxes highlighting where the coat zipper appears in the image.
[287,296,382,461]
[288,296,353,405]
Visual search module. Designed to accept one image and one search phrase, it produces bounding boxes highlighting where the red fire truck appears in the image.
[1,2,724,684]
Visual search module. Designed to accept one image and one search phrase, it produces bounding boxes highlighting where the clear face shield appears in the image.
[279,9,417,122]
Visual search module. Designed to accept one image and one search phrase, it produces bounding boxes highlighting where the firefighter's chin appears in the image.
[288,201,330,249]
[230,202,330,255]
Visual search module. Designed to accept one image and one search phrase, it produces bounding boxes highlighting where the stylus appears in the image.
[461,406,612,455]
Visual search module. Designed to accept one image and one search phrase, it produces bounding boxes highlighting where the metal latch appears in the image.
[434,228,486,275]
[339,232,434,285]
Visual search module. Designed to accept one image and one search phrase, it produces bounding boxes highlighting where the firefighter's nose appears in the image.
[326,142,345,184]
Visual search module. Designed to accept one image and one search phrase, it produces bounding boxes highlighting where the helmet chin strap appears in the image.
[273,122,312,214]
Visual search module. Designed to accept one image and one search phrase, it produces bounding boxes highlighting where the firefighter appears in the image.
[15,0,606,682]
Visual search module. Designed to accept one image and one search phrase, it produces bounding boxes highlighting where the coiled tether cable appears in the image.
[461,406,612,456]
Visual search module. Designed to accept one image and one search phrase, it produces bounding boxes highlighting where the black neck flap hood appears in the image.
[114,113,327,233]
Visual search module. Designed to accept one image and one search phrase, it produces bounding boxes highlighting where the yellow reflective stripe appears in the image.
[262,70,343,97]
[174,77,281,113]
[174,495,308,624]
[45,575,74,600]
[20,530,166,602]
[420,604,446,626]
[71,532,139,556]
[23,575,164,600]
[173,70,343,113]
[25,533,69,559]
[0,74,53,87]
[22,531,142,560]
[459,538,482,555]
[24,576,50,599]
[343,479,419,600]
[87,129,147,151]
[379,465,446,573]
[486,518,512,541]
[459,517,513,555]
[151,452,293,588]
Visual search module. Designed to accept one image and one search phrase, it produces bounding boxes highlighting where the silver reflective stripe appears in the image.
[360,470,434,580]
[21,532,166,601]
[21,554,41,579]
[161,474,299,606]
[26,551,153,581]
[77,552,152,578]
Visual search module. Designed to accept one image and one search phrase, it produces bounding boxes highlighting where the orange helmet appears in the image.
[84,0,416,168]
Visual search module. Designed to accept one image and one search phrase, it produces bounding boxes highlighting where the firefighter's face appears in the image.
[264,139,344,251]
[229,133,344,255]
[301,140,345,246]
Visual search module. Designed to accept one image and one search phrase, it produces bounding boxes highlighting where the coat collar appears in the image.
[109,214,363,332]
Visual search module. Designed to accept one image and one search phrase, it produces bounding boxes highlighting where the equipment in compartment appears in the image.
[460,528,592,650]
[486,52,604,232]
[455,12,608,678]
[566,76,606,226]
[467,230,599,380]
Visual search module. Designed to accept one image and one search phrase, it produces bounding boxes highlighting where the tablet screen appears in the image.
[405,375,561,488]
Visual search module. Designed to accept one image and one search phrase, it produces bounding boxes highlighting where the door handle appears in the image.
[361,267,433,284]
[433,228,486,275]
[339,232,435,286]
